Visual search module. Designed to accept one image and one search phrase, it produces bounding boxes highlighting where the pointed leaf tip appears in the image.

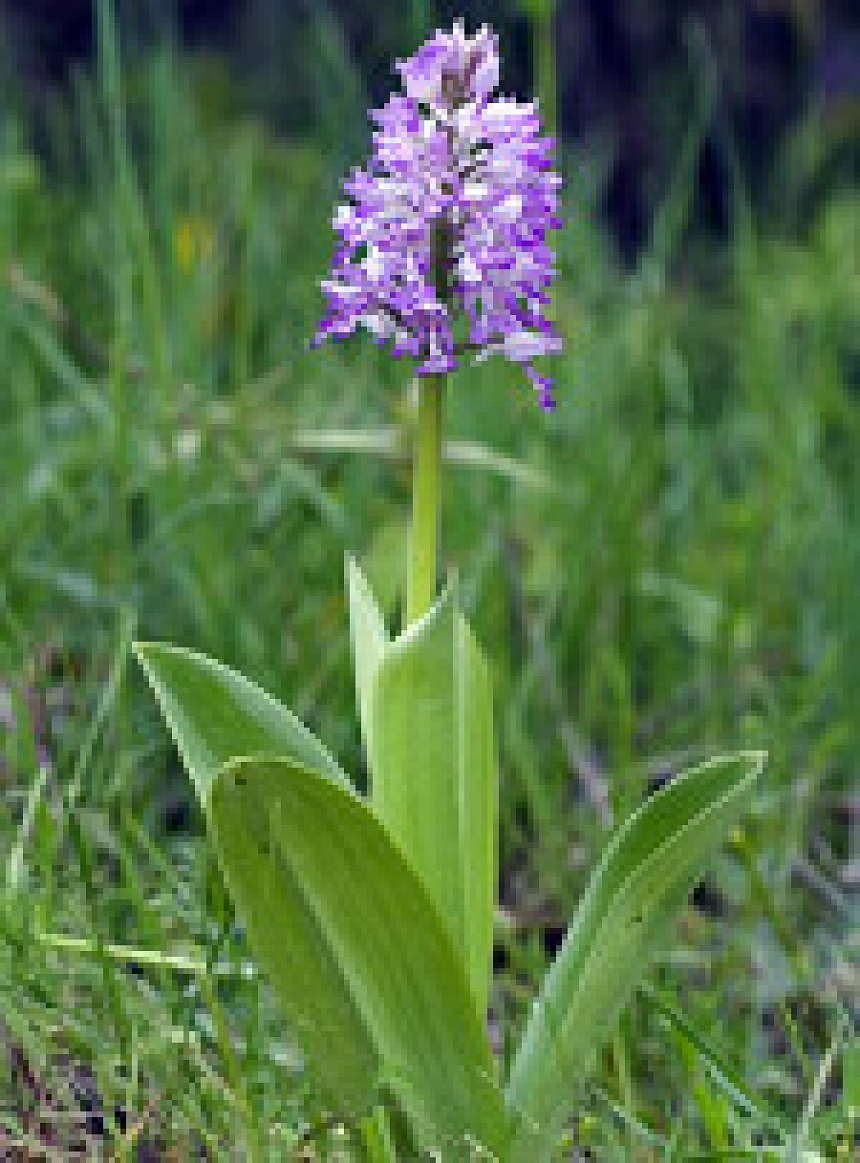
[506,750,764,1160]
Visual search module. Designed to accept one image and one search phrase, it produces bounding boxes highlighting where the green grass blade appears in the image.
[15,314,111,426]
[5,763,50,897]
[640,982,787,1134]
[789,1009,848,1160]
[290,428,555,491]
[505,751,765,1160]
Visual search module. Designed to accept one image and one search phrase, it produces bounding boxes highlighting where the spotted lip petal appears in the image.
[315,21,562,409]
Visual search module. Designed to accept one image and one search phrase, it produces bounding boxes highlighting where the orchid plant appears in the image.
[136,23,764,1161]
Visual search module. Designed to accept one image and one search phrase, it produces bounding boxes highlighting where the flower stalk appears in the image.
[406,375,443,625]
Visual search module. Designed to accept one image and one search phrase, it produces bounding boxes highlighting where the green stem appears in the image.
[406,376,443,626]
[534,3,558,137]
[410,0,433,40]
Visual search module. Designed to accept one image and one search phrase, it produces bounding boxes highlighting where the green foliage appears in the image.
[351,566,497,1020]
[505,753,764,1158]
[135,642,505,1159]
[134,640,346,791]
[1,0,859,1156]
[137,627,767,1159]
[208,756,505,1159]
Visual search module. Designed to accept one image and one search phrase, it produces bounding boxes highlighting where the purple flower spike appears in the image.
[315,21,562,409]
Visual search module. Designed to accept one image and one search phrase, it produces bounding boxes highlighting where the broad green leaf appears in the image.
[506,751,765,1161]
[207,755,507,1158]
[347,555,389,767]
[369,580,498,1020]
[133,641,346,793]
[455,614,497,1024]
[134,642,506,1153]
[133,643,363,1108]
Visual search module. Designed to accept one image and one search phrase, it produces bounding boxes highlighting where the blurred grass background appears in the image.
[1,0,859,1157]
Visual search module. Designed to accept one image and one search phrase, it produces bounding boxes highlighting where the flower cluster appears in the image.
[314,22,562,409]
